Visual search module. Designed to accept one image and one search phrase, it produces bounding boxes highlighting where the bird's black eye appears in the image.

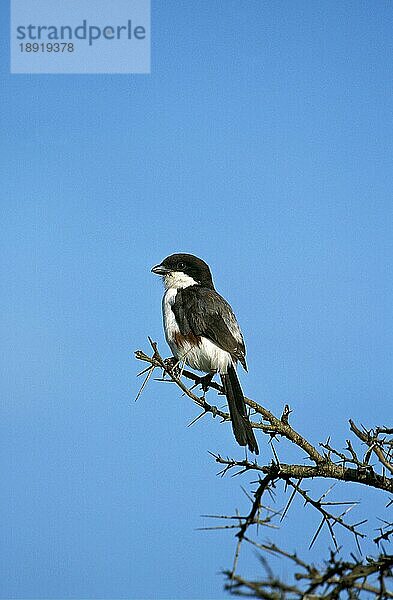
[177,261,185,270]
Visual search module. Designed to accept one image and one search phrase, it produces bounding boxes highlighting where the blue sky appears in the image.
[1,1,392,598]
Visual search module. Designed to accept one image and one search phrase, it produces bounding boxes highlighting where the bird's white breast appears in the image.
[162,287,181,354]
[162,287,231,374]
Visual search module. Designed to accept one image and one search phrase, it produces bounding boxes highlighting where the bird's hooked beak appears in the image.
[151,263,171,275]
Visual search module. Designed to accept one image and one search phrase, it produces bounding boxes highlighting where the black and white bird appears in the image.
[151,253,259,454]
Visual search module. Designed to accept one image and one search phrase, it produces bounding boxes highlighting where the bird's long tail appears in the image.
[220,364,259,455]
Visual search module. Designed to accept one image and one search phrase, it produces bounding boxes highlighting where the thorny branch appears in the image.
[224,547,393,599]
[135,341,393,598]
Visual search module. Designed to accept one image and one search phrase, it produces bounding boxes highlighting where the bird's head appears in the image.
[151,253,214,289]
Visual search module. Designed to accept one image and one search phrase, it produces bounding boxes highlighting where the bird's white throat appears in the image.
[163,271,198,290]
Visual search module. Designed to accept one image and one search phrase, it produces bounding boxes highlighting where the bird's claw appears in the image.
[197,373,214,393]
[164,357,181,378]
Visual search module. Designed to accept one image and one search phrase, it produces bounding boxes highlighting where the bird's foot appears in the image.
[164,357,181,378]
[197,373,214,393]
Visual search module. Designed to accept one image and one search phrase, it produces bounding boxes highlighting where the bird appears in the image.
[151,253,259,454]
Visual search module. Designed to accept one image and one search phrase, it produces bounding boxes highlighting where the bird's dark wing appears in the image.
[172,287,247,369]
